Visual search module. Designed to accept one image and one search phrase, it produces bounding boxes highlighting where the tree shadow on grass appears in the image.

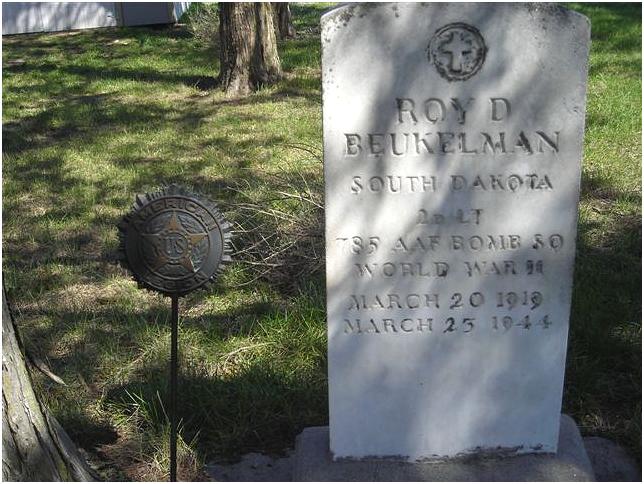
[3,92,215,156]
[3,78,316,166]
[570,3,641,42]
[18,290,326,465]
[4,125,323,302]
[568,3,641,76]
[3,25,200,57]
[566,170,642,460]
[568,6,642,456]
[60,63,218,92]
[23,298,284,377]
[103,359,328,461]
[0,10,322,476]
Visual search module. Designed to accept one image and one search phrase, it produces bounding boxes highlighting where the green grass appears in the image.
[2,4,329,480]
[2,2,641,479]
[564,2,642,462]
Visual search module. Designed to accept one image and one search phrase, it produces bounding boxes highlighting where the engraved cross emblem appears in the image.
[428,23,486,81]
[440,32,474,73]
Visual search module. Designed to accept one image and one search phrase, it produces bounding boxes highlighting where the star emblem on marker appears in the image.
[141,211,207,273]
[118,184,232,296]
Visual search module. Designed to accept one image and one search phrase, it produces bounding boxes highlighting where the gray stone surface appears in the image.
[205,451,294,482]
[201,433,639,482]
[583,437,640,482]
[322,3,590,460]
[293,414,595,481]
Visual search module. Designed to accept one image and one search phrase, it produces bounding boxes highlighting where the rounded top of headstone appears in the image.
[117,184,232,297]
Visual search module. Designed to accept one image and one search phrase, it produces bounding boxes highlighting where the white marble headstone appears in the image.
[322,3,590,460]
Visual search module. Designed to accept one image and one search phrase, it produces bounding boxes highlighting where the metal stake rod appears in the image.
[117,186,231,482]
[170,295,179,482]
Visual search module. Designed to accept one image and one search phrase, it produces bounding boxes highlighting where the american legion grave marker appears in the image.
[294,3,594,481]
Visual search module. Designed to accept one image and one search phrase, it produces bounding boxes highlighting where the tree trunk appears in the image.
[274,3,295,39]
[218,2,283,97]
[2,289,95,481]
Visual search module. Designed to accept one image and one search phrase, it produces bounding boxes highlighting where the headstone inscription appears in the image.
[322,3,590,461]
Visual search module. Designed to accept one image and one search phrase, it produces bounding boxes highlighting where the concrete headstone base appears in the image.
[293,415,595,481]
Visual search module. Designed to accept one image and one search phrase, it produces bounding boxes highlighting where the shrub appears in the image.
[183,3,219,51]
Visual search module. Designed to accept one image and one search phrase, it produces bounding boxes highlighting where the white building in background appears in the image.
[2,2,191,35]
